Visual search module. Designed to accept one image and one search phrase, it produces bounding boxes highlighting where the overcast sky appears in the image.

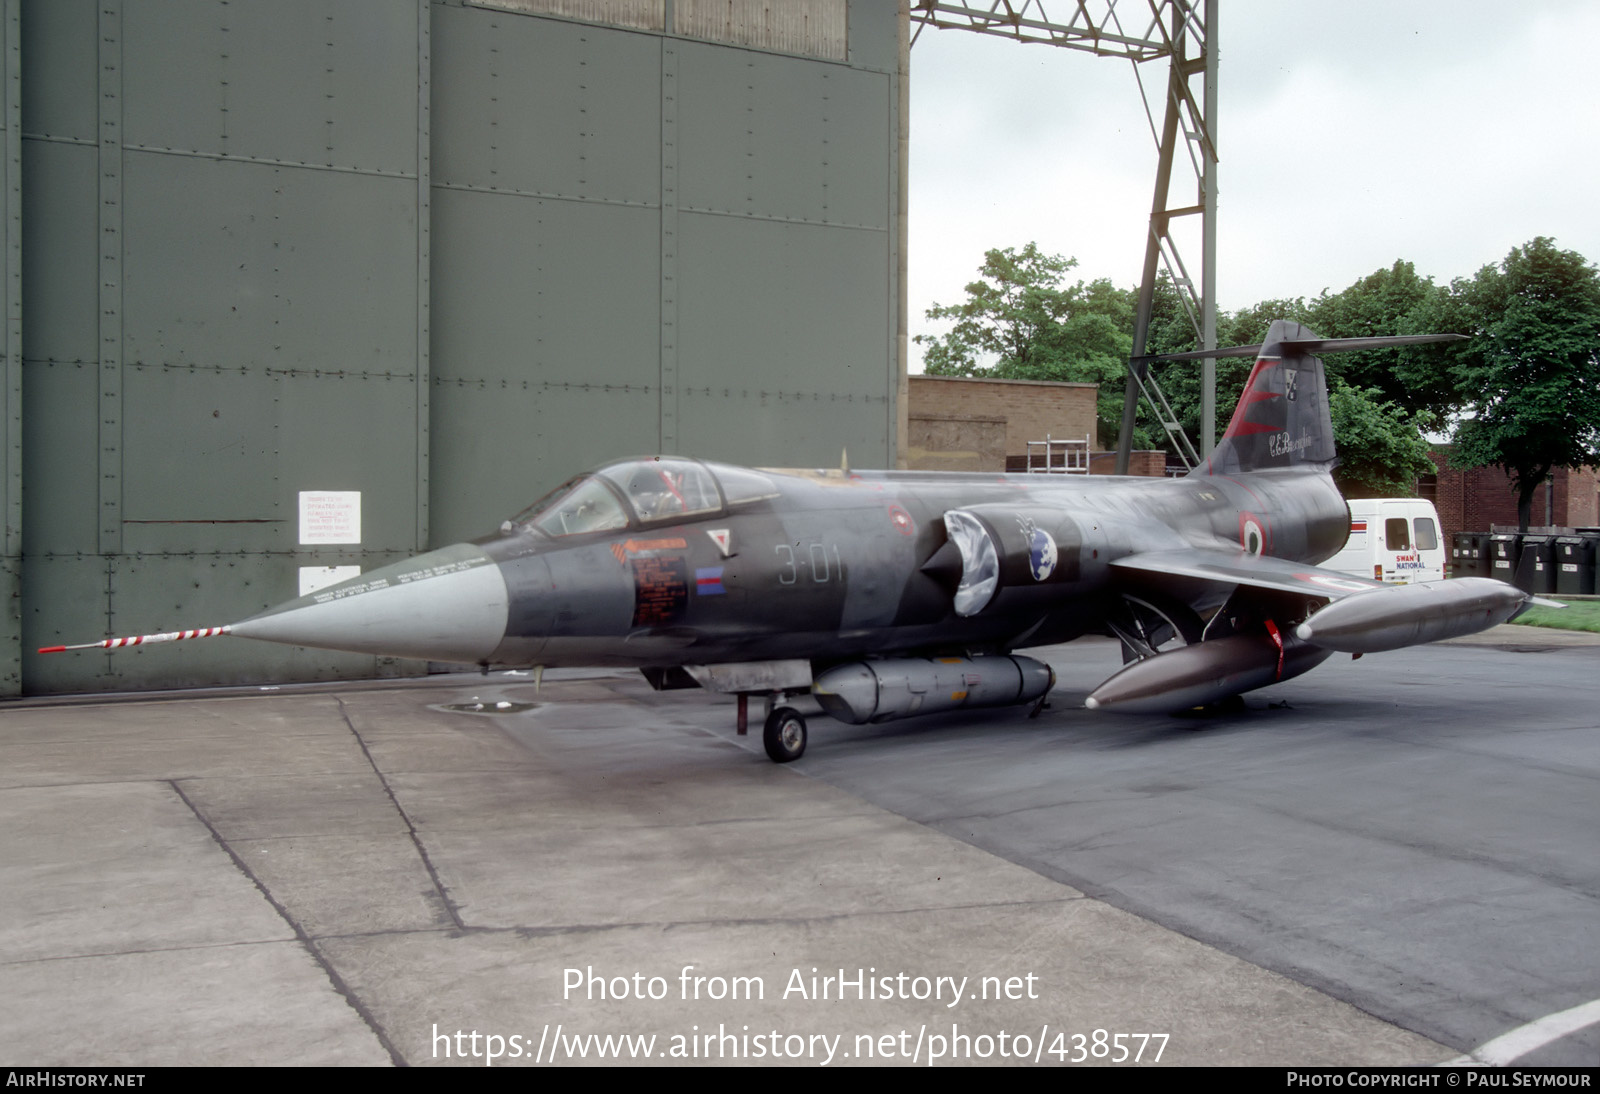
[906,0,1600,367]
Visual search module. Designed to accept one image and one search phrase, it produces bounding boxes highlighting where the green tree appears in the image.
[1140,273,1204,357]
[1435,238,1600,529]
[1306,260,1450,413]
[1327,380,1439,497]
[916,243,1080,376]
[917,241,1586,504]
[1112,274,1204,454]
[1218,298,1312,347]
[916,244,1149,447]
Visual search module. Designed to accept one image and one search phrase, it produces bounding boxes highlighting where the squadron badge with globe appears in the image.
[1018,515,1058,582]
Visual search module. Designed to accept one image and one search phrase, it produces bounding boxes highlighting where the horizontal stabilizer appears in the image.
[1136,333,1465,363]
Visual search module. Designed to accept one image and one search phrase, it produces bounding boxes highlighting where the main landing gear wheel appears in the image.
[763,706,807,764]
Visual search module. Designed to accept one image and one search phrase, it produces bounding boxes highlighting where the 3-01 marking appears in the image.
[775,542,845,585]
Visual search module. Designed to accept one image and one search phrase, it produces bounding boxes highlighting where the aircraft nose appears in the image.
[230,543,510,663]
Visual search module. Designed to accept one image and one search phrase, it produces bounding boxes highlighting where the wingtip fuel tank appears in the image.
[1294,577,1529,654]
[1084,632,1335,714]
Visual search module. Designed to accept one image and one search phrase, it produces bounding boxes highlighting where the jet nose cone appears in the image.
[230,543,510,663]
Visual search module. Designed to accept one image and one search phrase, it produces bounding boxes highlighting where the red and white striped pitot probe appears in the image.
[38,626,233,654]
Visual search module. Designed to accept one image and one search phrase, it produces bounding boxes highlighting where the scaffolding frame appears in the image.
[1025,434,1091,474]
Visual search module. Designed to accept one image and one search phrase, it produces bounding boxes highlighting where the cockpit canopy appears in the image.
[510,457,779,538]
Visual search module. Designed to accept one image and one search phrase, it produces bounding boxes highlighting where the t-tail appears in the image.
[1136,320,1465,477]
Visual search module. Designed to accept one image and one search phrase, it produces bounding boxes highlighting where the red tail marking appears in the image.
[1220,358,1284,438]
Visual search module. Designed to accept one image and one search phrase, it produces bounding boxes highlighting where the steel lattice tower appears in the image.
[910,0,1218,469]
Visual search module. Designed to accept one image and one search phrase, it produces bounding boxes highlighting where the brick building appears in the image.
[1426,450,1600,541]
[905,375,1166,476]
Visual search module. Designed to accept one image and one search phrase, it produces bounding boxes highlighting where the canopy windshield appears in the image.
[598,459,722,522]
[509,458,736,537]
[510,475,629,538]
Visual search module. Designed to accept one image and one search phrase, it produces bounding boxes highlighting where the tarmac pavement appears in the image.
[6,626,1583,1066]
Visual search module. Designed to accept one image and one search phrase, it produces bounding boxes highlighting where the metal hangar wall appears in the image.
[17,0,905,694]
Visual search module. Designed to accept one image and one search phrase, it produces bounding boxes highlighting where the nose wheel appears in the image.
[762,706,807,763]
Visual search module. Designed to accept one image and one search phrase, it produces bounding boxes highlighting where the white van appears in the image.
[1323,499,1446,583]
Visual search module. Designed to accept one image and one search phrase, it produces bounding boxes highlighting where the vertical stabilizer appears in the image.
[1195,319,1336,477]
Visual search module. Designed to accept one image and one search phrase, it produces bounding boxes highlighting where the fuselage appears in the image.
[466,461,1350,670]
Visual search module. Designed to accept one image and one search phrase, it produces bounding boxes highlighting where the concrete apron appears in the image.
[0,670,1451,1067]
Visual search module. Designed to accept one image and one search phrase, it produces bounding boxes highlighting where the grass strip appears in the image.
[1514,597,1600,633]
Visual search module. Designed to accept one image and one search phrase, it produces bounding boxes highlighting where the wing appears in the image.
[1111,549,1529,650]
[1110,549,1383,599]
[1088,550,1530,712]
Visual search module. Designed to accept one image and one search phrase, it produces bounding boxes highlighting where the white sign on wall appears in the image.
[298,491,361,545]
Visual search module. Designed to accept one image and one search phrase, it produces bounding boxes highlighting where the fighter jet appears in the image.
[43,321,1542,762]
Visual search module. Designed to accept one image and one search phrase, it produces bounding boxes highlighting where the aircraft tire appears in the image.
[763,706,807,763]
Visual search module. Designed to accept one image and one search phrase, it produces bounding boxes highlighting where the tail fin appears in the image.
[1137,322,1465,478]
[1204,319,1335,476]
